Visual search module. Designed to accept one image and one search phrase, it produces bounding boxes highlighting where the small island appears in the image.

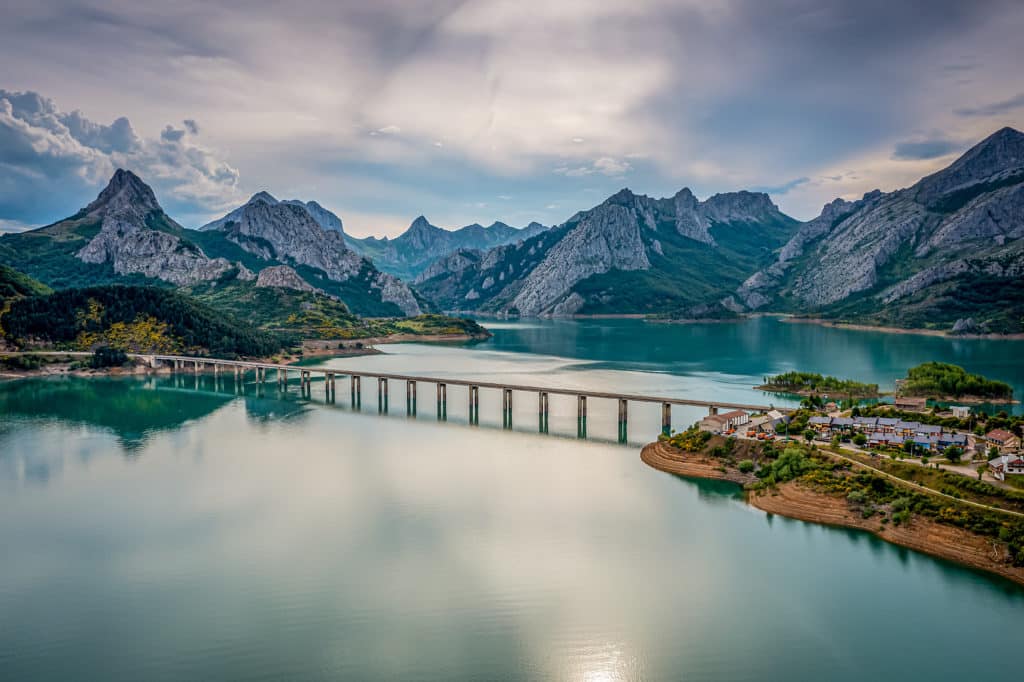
[898,361,1014,402]
[757,371,880,398]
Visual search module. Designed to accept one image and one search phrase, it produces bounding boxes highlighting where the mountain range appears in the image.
[0,126,1021,334]
[345,216,548,281]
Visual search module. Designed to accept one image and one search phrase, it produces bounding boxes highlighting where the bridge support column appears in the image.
[436,383,447,420]
[194,360,200,375]
[326,373,335,402]
[709,405,718,416]
[662,402,672,436]
[406,380,417,416]
[502,388,513,429]
[618,399,628,443]
[468,385,479,425]
[351,375,361,409]
[538,392,549,433]
[577,395,587,438]
[378,378,388,413]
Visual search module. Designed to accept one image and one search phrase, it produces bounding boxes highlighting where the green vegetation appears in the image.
[186,280,488,341]
[760,371,879,397]
[0,264,52,301]
[901,362,1013,400]
[2,285,288,357]
[90,346,129,368]
[664,432,1024,567]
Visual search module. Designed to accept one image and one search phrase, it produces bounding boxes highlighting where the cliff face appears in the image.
[415,186,797,316]
[73,169,235,285]
[204,194,422,316]
[735,127,1024,332]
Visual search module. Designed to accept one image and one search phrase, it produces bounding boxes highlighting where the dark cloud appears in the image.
[160,125,186,142]
[183,119,199,134]
[956,93,1024,117]
[750,177,810,195]
[892,138,961,160]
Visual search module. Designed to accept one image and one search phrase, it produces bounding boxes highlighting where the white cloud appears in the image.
[0,89,241,224]
[554,157,633,178]
[369,125,402,136]
[0,218,36,233]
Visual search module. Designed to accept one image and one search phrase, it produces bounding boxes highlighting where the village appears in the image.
[697,398,1024,485]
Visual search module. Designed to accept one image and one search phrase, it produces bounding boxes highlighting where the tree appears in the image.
[944,446,963,464]
[989,445,1001,460]
[738,459,755,473]
[851,406,861,417]
[852,433,868,447]
[976,464,987,481]
[803,429,816,443]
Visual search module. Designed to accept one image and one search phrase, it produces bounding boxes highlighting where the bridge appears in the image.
[135,354,791,442]
[5,351,792,441]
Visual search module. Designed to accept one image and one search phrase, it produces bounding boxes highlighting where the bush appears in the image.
[852,433,868,447]
[90,346,128,368]
[738,459,755,473]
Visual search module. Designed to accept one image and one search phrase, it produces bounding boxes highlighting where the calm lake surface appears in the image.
[2,317,1023,681]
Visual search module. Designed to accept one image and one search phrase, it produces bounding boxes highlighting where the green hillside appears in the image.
[2,285,289,357]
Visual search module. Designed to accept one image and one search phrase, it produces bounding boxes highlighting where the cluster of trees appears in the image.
[761,371,879,397]
[3,285,288,358]
[902,362,1013,399]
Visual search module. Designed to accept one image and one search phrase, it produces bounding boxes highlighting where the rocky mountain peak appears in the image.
[84,168,161,220]
[914,126,1024,206]
[701,190,780,223]
[248,191,279,205]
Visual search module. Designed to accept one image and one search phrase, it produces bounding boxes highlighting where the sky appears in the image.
[2,0,1024,238]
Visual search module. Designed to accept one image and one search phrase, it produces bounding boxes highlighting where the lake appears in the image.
[1,317,1022,681]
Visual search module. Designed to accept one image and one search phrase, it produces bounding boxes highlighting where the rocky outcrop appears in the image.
[206,196,422,316]
[282,199,344,234]
[413,249,483,284]
[256,265,321,293]
[512,199,651,315]
[74,169,235,285]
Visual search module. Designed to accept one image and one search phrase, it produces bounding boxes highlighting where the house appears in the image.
[699,414,729,433]
[895,420,920,437]
[876,417,899,433]
[937,432,968,451]
[831,417,855,432]
[915,424,942,438]
[910,436,939,452]
[808,416,832,433]
[989,454,1024,481]
[853,417,878,431]
[699,410,749,433]
[986,429,1021,452]
[894,396,927,412]
[950,405,971,419]
[868,432,904,449]
[719,410,750,429]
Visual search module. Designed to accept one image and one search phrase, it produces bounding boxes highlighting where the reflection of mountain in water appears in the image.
[0,377,234,452]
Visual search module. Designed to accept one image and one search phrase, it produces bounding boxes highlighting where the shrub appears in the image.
[738,459,755,473]
[90,346,128,368]
[852,433,868,447]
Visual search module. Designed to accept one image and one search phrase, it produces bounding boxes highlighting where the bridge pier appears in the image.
[436,383,447,420]
[618,398,628,443]
[577,395,587,438]
[502,388,513,429]
[351,375,361,409]
[709,405,718,416]
[662,402,672,436]
[194,360,200,375]
[538,392,549,433]
[406,380,417,416]
[468,385,479,425]
[326,372,335,402]
[378,377,389,413]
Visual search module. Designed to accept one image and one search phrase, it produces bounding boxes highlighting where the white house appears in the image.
[950,405,971,419]
[989,454,1024,481]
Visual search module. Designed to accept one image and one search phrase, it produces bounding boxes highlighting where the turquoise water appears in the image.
[1,318,1022,681]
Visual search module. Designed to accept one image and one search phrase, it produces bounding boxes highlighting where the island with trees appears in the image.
[899,362,1014,402]
[757,371,880,399]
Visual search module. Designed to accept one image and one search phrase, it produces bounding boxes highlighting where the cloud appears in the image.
[555,157,633,177]
[0,218,36,233]
[750,177,810,195]
[369,125,402,136]
[183,119,199,134]
[955,92,1024,117]
[0,89,240,225]
[891,138,960,160]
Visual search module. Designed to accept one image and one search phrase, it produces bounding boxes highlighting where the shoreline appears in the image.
[780,316,1024,340]
[641,441,1024,587]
